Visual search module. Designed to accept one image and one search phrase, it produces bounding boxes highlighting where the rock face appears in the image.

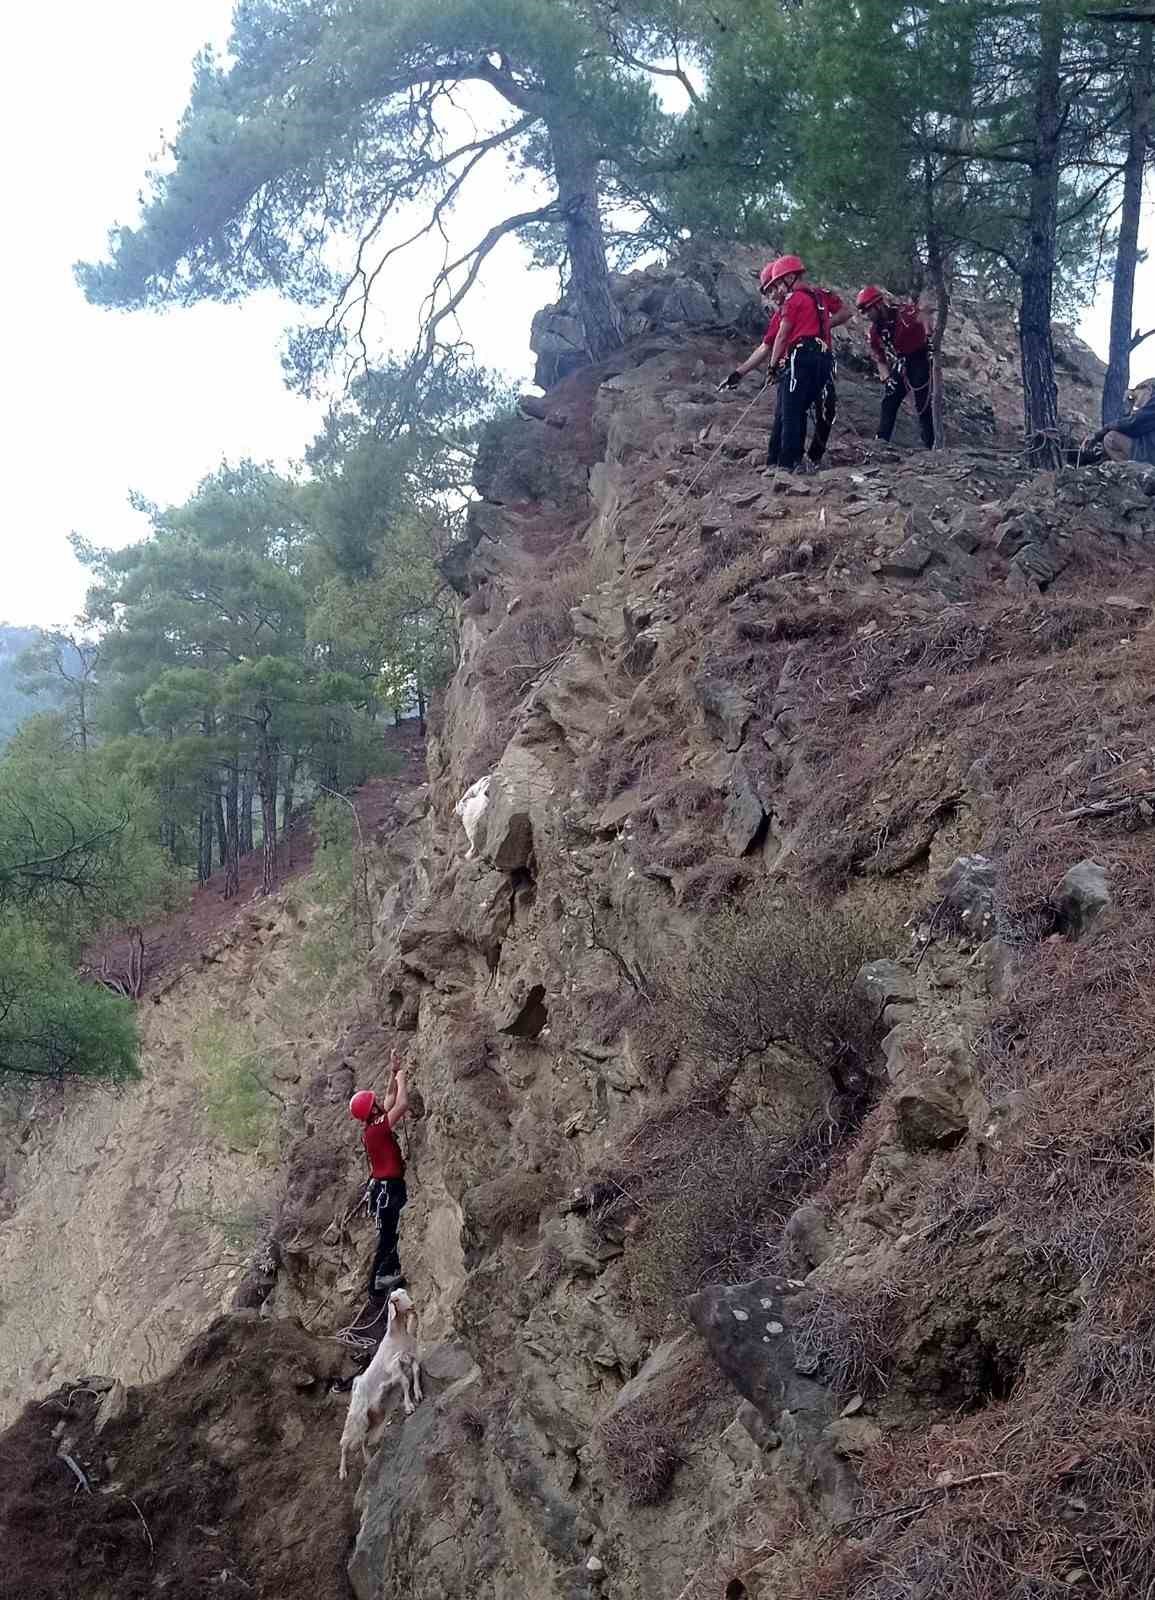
[5,248,1155,1600]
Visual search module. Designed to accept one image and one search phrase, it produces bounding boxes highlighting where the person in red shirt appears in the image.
[723,255,851,472]
[857,286,935,449]
[349,1051,411,1297]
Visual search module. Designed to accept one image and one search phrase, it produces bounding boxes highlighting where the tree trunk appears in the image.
[256,710,279,896]
[240,777,255,855]
[197,806,213,886]
[1104,25,1153,426]
[548,111,623,362]
[215,790,228,870]
[923,162,950,452]
[281,751,299,867]
[224,761,240,901]
[1019,0,1063,469]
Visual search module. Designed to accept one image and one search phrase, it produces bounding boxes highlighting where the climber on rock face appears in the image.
[722,256,850,474]
[349,1050,410,1298]
[857,285,935,450]
[1091,381,1155,465]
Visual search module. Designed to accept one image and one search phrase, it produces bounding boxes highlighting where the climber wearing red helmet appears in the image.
[349,1048,411,1296]
[722,255,851,472]
[857,286,935,449]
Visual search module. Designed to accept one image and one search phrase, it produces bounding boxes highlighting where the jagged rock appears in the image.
[480,748,553,872]
[854,960,916,1011]
[498,982,549,1039]
[94,1380,128,1434]
[721,761,767,856]
[695,677,753,751]
[823,1416,883,1458]
[894,1080,969,1151]
[1054,859,1112,939]
[939,853,997,934]
[784,1204,833,1272]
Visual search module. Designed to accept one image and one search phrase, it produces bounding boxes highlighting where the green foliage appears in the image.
[0,920,139,1083]
[0,626,66,748]
[0,735,171,949]
[0,731,172,1086]
[194,1014,280,1152]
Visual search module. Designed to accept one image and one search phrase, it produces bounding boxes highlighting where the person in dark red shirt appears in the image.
[723,255,851,472]
[857,286,935,449]
[349,1051,411,1297]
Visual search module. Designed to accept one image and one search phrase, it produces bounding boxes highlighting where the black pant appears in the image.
[878,348,934,448]
[767,373,837,467]
[778,345,835,470]
[367,1177,407,1291]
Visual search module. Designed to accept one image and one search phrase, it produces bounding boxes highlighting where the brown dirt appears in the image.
[0,1316,356,1600]
[83,722,426,997]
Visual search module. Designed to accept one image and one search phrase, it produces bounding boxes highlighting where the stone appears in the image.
[94,1380,128,1434]
[1054,859,1112,939]
[893,1080,969,1151]
[824,1417,883,1457]
[695,676,754,751]
[721,762,767,856]
[784,1204,833,1271]
[483,747,554,871]
[854,959,916,1010]
[939,853,997,934]
[880,535,933,578]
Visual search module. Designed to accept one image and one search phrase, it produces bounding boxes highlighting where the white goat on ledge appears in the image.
[338,1288,423,1481]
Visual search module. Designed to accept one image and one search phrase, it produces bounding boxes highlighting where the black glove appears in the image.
[720,370,743,391]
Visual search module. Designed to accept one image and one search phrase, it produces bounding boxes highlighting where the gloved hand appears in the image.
[719,370,743,391]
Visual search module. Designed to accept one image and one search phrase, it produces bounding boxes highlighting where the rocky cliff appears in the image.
[4,254,1155,1600]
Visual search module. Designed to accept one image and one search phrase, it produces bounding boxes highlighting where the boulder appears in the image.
[1054,859,1112,939]
[695,676,753,751]
[854,959,916,1011]
[939,853,997,935]
[893,1080,969,1151]
[784,1204,834,1272]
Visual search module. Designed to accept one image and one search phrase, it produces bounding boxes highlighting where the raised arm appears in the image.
[386,1050,409,1128]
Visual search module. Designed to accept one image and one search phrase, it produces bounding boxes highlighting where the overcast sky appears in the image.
[2,3,1153,631]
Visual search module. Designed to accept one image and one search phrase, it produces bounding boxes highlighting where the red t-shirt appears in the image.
[869,304,929,361]
[768,288,843,352]
[363,1116,404,1179]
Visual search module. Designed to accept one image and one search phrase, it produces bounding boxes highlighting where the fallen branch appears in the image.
[1056,789,1155,823]
[835,1470,1010,1537]
[59,1452,92,1494]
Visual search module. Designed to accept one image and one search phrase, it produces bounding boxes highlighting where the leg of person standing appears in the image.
[368,1177,409,1293]
[876,368,909,442]
[808,361,837,464]
[779,349,826,471]
[905,349,935,448]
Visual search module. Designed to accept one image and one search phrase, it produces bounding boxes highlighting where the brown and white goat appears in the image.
[338,1288,423,1481]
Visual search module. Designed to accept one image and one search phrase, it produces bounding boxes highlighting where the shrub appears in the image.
[667,889,893,1091]
[589,1076,861,1333]
[194,1015,282,1152]
[597,1353,729,1506]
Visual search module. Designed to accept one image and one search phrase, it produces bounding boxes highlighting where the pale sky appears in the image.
[1,3,1153,630]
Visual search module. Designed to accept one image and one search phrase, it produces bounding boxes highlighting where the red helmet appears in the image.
[762,254,805,288]
[349,1089,377,1121]
[857,285,886,311]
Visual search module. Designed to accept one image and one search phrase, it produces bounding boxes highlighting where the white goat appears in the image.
[455,775,491,859]
[338,1288,423,1481]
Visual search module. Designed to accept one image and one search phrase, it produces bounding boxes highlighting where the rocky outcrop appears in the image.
[5,248,1155,1600]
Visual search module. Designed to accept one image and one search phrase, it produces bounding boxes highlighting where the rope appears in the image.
[619,378,769,579]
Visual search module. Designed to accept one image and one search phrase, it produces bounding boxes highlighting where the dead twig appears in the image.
[58,1453,92,1494]
[834,1470,1011,1537]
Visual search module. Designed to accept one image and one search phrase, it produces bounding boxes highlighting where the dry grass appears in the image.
[667,888,895,1092]
[787,1404,1155,1600]
[597,1352,730,1506]
[587,1072,866,1335]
